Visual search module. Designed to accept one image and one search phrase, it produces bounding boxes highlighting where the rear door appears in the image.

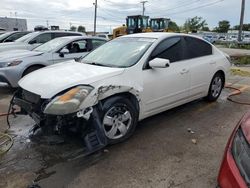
[28,33,52,50]
[183,36,214,98]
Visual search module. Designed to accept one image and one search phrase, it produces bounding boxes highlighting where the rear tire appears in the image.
[205,72,224,102]
[22,65,44,77]
[100,96,138,144]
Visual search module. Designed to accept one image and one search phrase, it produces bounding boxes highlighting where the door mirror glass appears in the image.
[149,58,170,68]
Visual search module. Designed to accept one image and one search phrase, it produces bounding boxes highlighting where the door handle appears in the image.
[180,69,189,74]
[209,61,216,65]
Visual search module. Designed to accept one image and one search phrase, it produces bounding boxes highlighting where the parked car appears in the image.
[0,31,84,52]
[0,36,107,87]
[243,35,250,43]
[13,33,230,152]
[0,31,31,43]
[217,112,250,188]
[203,35,217,44]
[96,34,113,40]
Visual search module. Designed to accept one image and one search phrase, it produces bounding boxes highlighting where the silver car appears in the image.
[0,31,84,52]
[0,36,107,87]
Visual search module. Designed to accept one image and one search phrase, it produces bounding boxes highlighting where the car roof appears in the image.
[121,32,206,41]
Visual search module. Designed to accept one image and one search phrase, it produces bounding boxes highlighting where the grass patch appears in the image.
[232,56,250,65]
[231,68,250,77]
[215,42,250,50]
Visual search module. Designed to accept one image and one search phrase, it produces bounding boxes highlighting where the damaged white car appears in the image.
[12,33,230,153]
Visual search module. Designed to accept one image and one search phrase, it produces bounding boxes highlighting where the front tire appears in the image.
[100,96,138,144]
[206,72,224,102]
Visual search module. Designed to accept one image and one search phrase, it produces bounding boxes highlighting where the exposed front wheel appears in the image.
[101,96,138,144]
[206,72,224,102]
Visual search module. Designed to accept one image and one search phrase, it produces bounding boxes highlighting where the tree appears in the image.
[216,20,230,33]
[70,26,77,31]
[233,24,250,31]
[202,27,210,31]
[168,21,180,32]
[77,25,86,33]
[183,16,207,33]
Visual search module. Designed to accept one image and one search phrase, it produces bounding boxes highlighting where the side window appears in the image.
[4,32,27,42]
[30,33,52,44]
[91,39,106,49]
[66,33,82,36]
[151,37,183,63]
[183,37,212,59]
[64,40,88,53]
[54,33,67,38]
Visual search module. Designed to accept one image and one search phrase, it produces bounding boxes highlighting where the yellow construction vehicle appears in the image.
[150,18,170,32]
[113,15,150,38]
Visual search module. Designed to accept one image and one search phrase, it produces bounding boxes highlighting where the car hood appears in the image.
[19,61,125,98]
[0,49,43,61]
[0,42,27,52]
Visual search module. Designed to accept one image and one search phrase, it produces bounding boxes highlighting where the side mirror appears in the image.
[149,58,170,68]
[59,48,69,57]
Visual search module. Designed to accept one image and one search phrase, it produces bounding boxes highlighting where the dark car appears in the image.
[0,31,31,43]
[217,112,250,188]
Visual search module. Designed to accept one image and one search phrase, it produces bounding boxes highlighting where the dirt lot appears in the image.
[0,75,250,188]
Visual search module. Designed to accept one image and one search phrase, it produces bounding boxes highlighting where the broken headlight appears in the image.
[44,86,93,115]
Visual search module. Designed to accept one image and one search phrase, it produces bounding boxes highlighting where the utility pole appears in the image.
[238,0,245,42]
[140,1,148,16]
[93,0,97,35]
[46,20,49,28]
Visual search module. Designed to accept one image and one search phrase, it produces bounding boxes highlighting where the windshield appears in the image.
[33,37,69,53]
[0,32,13,40]
[82,37,155,68]
[15,32,37,42]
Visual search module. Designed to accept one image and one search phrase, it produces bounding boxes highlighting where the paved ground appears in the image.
[218,47,250,57]
[0,75,250,188]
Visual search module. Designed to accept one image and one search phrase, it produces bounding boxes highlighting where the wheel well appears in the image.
[22,64,45,77]
[215,70,225,87]
[101,92,140,112]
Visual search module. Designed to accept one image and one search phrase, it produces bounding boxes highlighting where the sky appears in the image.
[0,0,249,32]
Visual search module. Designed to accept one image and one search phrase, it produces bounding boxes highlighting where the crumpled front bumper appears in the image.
[11,88,108,154]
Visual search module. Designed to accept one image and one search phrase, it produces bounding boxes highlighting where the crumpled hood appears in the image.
[0,42,27,52]
[0,49,43,62]
[19,61,125,98]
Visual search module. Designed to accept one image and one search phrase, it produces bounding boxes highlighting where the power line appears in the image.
[155,0,224,17]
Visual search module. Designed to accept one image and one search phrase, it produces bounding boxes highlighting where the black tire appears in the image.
[100,96,138,144]
[22,65,43,77]
[205,72,224,102]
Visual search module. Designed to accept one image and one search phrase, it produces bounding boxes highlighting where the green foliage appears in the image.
[77,25,86,33]
[168,21,180,32]
[233,24,250,31]
[232,56,250,65]
[70,26,77,31]
[215,20,230,33]
[183,16,207,33]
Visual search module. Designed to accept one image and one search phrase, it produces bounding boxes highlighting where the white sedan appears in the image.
[13,33,230,151]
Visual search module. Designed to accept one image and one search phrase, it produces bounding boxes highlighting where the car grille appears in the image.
[232,128,250,186]
[22,89,41,104]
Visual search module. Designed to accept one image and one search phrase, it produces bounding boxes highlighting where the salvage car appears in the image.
[12,33,231,153]
[217,112,250,188]
[0,31,83,52]
[0,36,107,87]
[0,31,31,43]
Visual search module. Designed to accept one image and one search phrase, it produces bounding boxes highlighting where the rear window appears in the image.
[184,37,212,59]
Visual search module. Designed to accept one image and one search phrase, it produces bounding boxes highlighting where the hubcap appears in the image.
[103,105,132,140]
[211,76,222,98]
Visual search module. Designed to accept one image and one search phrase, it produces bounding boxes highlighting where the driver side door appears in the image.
[142,37,190,117]
[52,39,89,64]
